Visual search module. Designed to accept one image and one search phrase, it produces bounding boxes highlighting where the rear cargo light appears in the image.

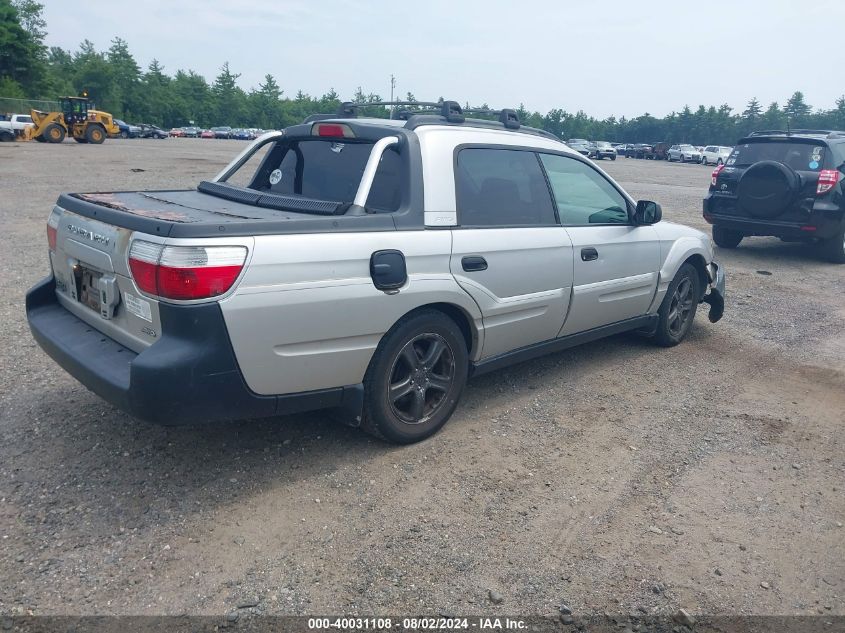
[711,164,725,187]
[816,169,840,195]
[46,210,60,251]
[311,122,354,138]
[128,241,247,301]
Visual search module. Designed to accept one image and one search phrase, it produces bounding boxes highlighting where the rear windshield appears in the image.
[728,141,827,171]
[239,139,402,213]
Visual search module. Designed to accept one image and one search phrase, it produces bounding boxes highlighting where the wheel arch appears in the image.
[391,301,481,359]
[650,237,713,311]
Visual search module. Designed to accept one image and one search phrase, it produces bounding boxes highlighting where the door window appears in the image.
[538,154,630,225]
[455,148,556,226]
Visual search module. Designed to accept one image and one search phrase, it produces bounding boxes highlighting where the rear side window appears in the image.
[252,140,402,212]
[455,148,556,227]
[729,141,827,171]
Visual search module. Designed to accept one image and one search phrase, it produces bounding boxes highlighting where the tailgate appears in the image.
[49,207,162,352]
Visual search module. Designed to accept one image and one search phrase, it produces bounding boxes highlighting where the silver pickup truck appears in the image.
[26,101,725,443]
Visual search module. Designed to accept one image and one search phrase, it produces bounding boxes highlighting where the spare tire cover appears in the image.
[737,160,800,218]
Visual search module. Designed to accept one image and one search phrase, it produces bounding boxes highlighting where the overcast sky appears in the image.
[39,0,844,119]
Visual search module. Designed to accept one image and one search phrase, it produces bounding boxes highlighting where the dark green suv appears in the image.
[703,130,845,262]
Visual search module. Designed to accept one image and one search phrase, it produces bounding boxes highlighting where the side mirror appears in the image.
[635,200,662,225]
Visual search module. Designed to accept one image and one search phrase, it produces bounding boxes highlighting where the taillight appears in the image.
[46,210,59,251]
[711,164,725,188]
[817,169,840,195]
[311,122,354,138]
[128,241,247,301]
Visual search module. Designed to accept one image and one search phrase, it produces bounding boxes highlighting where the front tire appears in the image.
[713,225,744,249]
[654,263,701,347]
[361,310,468,444]
[85,124,106,144]
[44,123,65,143]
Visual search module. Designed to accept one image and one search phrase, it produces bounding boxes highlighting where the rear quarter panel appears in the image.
[220,231,483,395]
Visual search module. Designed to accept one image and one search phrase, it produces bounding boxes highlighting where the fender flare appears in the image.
[649,237,712,312]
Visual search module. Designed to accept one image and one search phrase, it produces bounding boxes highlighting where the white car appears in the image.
[700,145,733,166]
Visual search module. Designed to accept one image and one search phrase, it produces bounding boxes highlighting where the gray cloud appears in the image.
[40,0,844,118]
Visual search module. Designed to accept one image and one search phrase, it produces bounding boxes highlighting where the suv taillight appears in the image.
[817,169,840,195]
[46,210,59,251]
[128,241,247,301]
[710,164,725,188]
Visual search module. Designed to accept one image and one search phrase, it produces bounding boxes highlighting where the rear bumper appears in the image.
[26,276,363,425]
[704,196,844,239]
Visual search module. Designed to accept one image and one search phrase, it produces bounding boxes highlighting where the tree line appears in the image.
[3,0,845,145]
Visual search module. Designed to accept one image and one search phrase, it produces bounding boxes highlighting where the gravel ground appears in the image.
[0,139,842,619]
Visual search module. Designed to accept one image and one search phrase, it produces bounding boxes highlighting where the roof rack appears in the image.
[748,129,845,139]
[307,99,524,131]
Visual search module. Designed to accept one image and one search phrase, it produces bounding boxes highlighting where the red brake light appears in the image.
[711,164,725,188]
[817,169,840,195]
[312,123,354,138]
[128,241,247,301]
[46,211,59,251]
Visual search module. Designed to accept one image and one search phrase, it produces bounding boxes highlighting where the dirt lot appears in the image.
[0,139,842,619]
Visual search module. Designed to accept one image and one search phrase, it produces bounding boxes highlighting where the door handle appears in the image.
[581,247,599,262]
[461,256,488,272]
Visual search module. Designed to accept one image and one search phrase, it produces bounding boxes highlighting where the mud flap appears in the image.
[329,384,365,428]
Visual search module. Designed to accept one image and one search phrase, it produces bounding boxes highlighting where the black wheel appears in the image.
[716,158,723,166]
[361,310,468,444]
[34,134,46,142]
[611,154,616,161]
[44,123,65,143]
[654,263,701,347]
[85,124,106,144]
[712,225,743,249]
[120,130,128,139]
[819,224,845,263]
[74,137,88,144]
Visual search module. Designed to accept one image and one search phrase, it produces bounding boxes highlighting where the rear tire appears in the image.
[713,225,744,249]
[74,137,88,144]
[120,130,128,139]
[361,310,468,444]
[819,225,845,263]
[716,158,723,166]
[85,124,106,144]
[654,263,701,347]
[44,123,65,143]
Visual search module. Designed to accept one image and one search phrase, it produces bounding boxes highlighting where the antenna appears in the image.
[389,75,396,119]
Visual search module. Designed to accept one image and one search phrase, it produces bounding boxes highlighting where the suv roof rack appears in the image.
[302,99,558,141]
[748,129,845,139]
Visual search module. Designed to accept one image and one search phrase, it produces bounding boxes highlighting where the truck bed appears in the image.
[60,185,398,237]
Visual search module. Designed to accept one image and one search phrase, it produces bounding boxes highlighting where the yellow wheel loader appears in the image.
[30,97,119,144]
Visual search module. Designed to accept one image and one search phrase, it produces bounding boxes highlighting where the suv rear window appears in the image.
[729,141,827,171]
[247,139,402,213]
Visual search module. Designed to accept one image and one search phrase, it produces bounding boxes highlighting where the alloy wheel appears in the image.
[667,278,695,337]
[387,333,455,425]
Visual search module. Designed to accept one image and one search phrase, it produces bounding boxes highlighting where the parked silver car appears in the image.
[667,144,702,163]
[26,101,725,444]
[593,141,617,160]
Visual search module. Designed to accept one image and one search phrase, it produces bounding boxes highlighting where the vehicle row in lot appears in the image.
[566,138,617,160]
[168,126,268,139]
[619,142,733,164]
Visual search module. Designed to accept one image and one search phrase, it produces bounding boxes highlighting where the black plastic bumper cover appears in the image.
[25,276,363,425]
[702,262,726,323]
